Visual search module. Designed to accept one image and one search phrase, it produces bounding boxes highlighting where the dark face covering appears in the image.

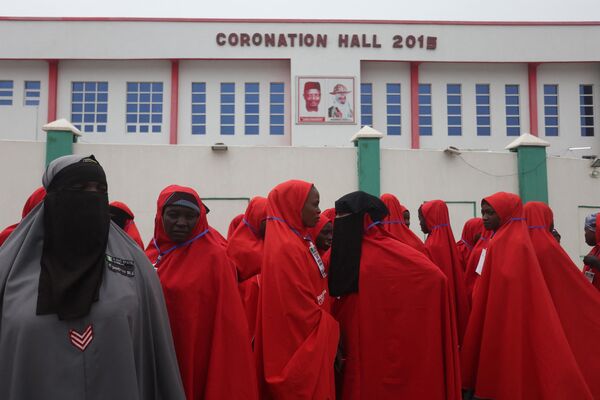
[37,156,110,320]
[110,205,131,229]
[329,191,389,297]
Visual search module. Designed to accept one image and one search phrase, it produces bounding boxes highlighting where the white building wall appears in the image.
[537,63,600,157]
[0,61,48,141]
[361,61,412,149]
[418,63,531,151]
[57,60,172,144]
[178,60,291,146]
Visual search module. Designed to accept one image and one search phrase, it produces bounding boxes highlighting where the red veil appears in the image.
[255,180,339,399]
[228,213,244,239]
[456,218,483,272]
[380,193,428,256]
[334,215,461,399]
[583,213,600,291]
[461,193,592,399]
[109,201,144,248]
[146,185,257,400]
[421,200,469,343]
[524,201,600,398]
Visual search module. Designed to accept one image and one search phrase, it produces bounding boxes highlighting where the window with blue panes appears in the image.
[24,81,41,106]
[386,83,401,135]
[580,85,594,137]
[245,83,259,135]
[0,80,14,106]
[126,82,163,134]
[476,84,491,136]
[418,84,432,136]
[447,84,462,136]
[360,83,373,128]
[221,83,235,135]
[191,82,206,135]
[71,81,108,133]
[543,84,559,137]
[270,83,285,135]
[504,84,520,136]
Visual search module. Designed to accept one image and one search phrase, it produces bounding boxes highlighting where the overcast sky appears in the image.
[1,0,600,21]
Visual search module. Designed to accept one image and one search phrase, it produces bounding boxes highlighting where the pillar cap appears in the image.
[505,133,549,151]
[351,126,384,142]
[42,119,82,136]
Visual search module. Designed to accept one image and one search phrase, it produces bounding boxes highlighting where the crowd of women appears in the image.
[0,153,599,400]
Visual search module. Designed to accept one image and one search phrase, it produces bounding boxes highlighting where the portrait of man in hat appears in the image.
[303,81,321,112]
[328,83,353,120]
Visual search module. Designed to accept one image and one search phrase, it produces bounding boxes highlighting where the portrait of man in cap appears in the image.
[303,81,321,112]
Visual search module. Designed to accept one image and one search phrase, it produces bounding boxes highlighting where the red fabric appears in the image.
[228,213,244,240]
[421,200,468,344]
[307,214,332,256]
[380,194,429,256]
[461,192,592,399]
[456,218,483,272]
[145,185,257,400]
[255,180,339,399]
[227,196,268,339]
[583,213,600,291]
[463,230,492,308]
[0,187,46,246]
[334,216,461,400]
[524,201,600,398]
[109,201,144,248]
[321,207,336,222]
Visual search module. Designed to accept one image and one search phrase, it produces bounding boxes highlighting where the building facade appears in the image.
[0,18,599,155]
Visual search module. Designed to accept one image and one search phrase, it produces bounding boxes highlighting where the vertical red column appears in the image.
[528,63,539,136]
[47,60,58,122]
[170,60,179,145]
[410,62,420,149]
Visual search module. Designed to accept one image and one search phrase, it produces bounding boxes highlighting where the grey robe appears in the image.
[0,204,185,400]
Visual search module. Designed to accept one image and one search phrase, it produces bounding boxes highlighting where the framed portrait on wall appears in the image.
[297,77,356,124]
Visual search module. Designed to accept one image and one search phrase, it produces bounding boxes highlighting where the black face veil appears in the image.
[37,155,110,320]
[328,191,389,297]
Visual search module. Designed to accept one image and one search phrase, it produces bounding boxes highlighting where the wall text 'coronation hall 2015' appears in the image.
[216,33,438,49]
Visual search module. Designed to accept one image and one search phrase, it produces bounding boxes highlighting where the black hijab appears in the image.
[37,155,110,320]
[329,191,389,296]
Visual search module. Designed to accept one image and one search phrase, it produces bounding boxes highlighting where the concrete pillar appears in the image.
[351,126,384,196]
[506,133,550,203]
[42,119,82,166]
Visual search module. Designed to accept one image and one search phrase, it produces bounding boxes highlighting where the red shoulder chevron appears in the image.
[69,324,94,352]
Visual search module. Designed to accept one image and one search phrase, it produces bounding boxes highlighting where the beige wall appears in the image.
[0,139,597,266]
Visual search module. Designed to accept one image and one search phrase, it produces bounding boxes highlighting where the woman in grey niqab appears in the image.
[0,154,185,400]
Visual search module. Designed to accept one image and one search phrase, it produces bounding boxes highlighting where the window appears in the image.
[418,84,432,136]
[475,84,491,136]
[505,84,520,136]
[126,82,163,134]
[0,80,13,106]
[543,84,559,137]
[360,83,373,128]
[191,82,206,135]
[386,83,401,135]
[580,84,594,137]
[245,83,259,135]
[447,84,462,136]
[24,81,41,106]
[221,82,235,135]
[270,82,285,135]
[71,81,108,133]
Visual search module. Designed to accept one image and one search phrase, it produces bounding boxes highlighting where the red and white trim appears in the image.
[69,324,94,352]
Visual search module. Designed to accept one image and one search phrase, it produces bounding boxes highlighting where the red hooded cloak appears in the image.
[583,213,600,291]
[145,185,258,400]
[334,215,461,400]
[421,200,469,344]
[461,192,592,399]
[456,218,484,272]
[524,201,600,398]
[463,229,492,308]
[228,213,244,240]
[380,193,429,256]
[255,180,339,399]
[109,201,144,249]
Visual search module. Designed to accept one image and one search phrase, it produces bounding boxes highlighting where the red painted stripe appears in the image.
[170,60,179,145]
[528,63,539,136]
[47,60,58,122]
[410,62,420,149]
[0,16,599,26]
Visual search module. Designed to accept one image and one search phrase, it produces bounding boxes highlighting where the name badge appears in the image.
[585,270,595,284]
[308,241,327,278]
[475,249,487,275]
[106,254,135,277]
